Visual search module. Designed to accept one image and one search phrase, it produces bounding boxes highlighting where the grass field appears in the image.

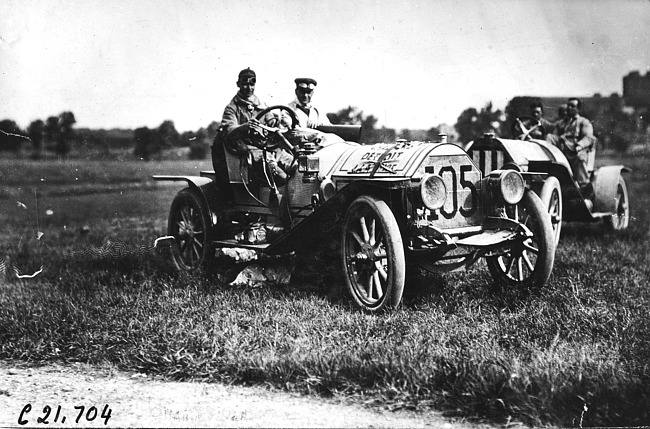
[1,154,649,427]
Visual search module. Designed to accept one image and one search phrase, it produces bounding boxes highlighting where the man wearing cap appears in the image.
[213,68,291,188]
[219,68,267,155]
[288,78,331,129]
[547,97,596,202]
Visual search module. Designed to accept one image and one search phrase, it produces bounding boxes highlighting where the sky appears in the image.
[1,0,649,133]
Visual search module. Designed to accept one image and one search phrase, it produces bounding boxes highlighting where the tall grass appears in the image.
[1,155,649,427]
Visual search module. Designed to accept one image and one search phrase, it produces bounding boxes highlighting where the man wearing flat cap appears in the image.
[213,68,291,188]
[219,68,267,155]
[288,78,331,129]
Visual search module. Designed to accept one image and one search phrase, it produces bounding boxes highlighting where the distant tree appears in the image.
[206,121,220,142]
[157,120,179,148]
[0,119,28,152]
[426,126,441,141]
[55,111,76,156]
[0,119,27,151]
[189,128,210,160]
[27,120,45,158]
[594,102,639,152]
[327,106,364,125]
[179,130,197,147]
[0,119,22,135]
[455,102,505,143]
[133,127,158,160]
[399,129,412,140]
[361,114,378,130]
[44,116,59,149]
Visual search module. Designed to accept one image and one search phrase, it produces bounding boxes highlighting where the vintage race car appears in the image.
[154,105,555,311]
[465,125,630,246]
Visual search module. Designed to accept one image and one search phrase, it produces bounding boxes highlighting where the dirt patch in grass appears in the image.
[0,361,494,428]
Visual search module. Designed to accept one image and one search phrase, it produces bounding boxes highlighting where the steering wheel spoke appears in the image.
[254,105,300,153]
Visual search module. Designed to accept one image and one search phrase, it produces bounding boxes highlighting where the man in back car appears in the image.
[548,97,596,200]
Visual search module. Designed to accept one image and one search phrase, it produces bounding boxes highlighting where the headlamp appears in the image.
[419,174,447,211]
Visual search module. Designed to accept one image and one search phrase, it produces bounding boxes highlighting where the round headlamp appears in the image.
[420,174,447,210]
[499,170,525,204]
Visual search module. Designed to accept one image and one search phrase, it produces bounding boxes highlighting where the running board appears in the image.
[211,239,271,251]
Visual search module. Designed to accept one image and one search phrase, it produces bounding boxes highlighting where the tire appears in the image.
[487,190,555,289]
[168,188,211,271]
[605,176,629,231]
[539,177,562,246]
[341,196,406,311]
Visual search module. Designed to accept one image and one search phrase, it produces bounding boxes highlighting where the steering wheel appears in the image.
[512,116,543,141]
[251,105,300,153]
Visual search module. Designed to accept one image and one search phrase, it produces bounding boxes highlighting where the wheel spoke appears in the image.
[350,230,365,247]
[180,238,191,255]
[373,271,383,298]
[523,251,535,272]
[365,273,373,298]
[523,240,539,254]
[368,218,376,246]
[375,261,388,282]
[360,217,370,242]
[505,254,516,274]
[181,205,191,224]
[516,257,524,281]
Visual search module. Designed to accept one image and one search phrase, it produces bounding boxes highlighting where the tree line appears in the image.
[1,97,645,159]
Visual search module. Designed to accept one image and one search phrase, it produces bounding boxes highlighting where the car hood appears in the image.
[316,141,471,180]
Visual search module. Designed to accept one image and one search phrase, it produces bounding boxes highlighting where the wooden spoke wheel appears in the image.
[168,188,210,271]
[341,196,406,311]
[487,190,555,289]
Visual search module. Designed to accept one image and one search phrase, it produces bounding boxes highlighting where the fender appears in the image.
[593,166,630,214]
[265,180,408,254]
[153,175,221,228]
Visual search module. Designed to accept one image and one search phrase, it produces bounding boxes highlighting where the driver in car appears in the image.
[528,101,553,140]
[515,101,553,140]
[220,67,267,156]
[217,68,293,186]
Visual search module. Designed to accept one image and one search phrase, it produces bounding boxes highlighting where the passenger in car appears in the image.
[547,97,596,189]
[285,78,343,148]
[555,103,567,127]
[287,78,331,128]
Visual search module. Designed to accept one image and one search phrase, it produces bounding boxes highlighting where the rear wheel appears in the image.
[341,196,406,311]
[168,188,211,271]
[605,176,629,231]
[539,177,562,246]
[487,190,555,289]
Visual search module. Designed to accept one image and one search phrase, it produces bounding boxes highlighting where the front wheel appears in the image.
[605,176,629,231]
[487,190,555,290]
[168,188,211,271]
[341,196,406,311]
